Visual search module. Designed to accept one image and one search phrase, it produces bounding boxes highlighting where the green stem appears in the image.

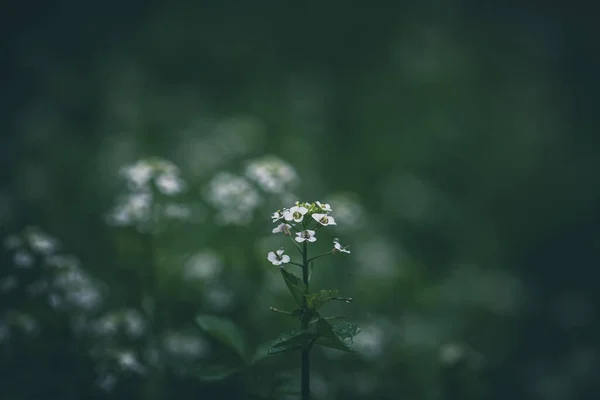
[301,242,310,400]
[307,250,333,263]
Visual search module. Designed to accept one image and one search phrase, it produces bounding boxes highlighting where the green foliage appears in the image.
[194,364,242,382]
[314,319,360,352]
[279,267,307,307]
[267,325,319,355]
[267,318,360,355]
[195,315,248,363]
[304,289,340,309]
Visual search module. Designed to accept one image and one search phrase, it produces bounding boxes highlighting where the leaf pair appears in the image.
[195,315,274,381]
[268,318,360,355]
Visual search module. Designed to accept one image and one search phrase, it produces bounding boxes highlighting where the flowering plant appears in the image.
[266,201,360,400]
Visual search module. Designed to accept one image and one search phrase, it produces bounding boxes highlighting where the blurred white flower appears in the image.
[164,332,208,360]
[155,172,185,195]
[120,160,153,189]
[353,324,384,361]
[122,309,146,339]
[204,285,235,312]
[14,250,34,268]
[205,172,261,225]
[267,249,290,266]
[13,313,39,336]
[26,229,59,254]
[244,155,298,194]
[96,373,117,392]
[325,194,365,232]
[184,250,223,281]
[116,350,146,375]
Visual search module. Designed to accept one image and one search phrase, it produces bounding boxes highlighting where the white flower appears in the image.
[316,201,332,212]
[312,213,336,226]
[267,249,290,266]
[272,223,292,235]
[272,210,285,223]
[333,238,350,254]
[284,206,308,223]
[295,230,317,243]
[155,173,185,195]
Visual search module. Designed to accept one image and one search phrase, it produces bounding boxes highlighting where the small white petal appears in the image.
[281,255,290,263]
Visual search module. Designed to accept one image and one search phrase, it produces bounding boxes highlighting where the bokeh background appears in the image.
[2,1,599,399]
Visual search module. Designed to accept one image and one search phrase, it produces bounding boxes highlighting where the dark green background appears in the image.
[2,1,599,399]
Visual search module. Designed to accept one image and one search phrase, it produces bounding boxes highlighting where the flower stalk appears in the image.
[266,201,359,400]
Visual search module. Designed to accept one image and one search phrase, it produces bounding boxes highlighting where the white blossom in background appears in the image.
[12,313,40,336]
[122,309,146,339]
[115,350,146,375]
[183,250,223,281]
[203,285,236,312]
[205,172,261,225]
[244,155,299,194]
[108,158,190,229]
[324,194,365,232]
[353,323,384,361]
[3,228,105,314]
[14,250,34,268]
[356,237,399,280]
[90,309,146,339]
[164,331,209,360]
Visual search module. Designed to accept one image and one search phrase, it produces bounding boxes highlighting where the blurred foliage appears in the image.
[2,1,600,400]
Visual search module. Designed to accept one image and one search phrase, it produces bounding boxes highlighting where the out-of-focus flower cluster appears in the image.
[204,155,299,226]
[1,227,104,344]
[244,155,298,194]
[106,158,190,230]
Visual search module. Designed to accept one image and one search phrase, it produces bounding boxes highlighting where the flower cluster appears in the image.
[106,158,190,230]
[267,201,350,265]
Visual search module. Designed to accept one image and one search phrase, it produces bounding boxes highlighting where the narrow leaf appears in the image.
[195,315,247,362]
[280,267,306,307]
[304,289,340,309]
[194,364,241,381]
[314,319,360,353]
[267,326,318,355]
[251,340,275,365]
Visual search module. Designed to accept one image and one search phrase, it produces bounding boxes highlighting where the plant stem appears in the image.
[301,242,310,400]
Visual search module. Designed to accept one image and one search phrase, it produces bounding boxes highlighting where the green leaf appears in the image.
[196,315,248,362]
[314,319,360,353]
[304,289,340,309]
[280,267,307,307]
[267,326,318,355]
[250,340,275,365]
[194,364,241,381]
